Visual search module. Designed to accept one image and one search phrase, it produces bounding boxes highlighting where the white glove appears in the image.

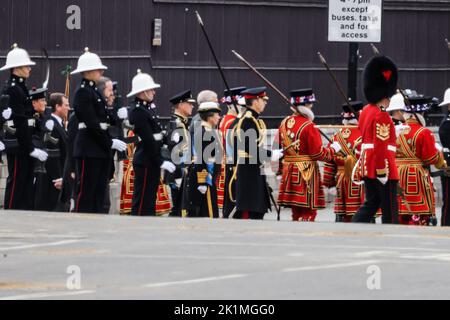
[198,185,208,194]
[0,141,5,152]
[117,107,128,120]
[175,178,182,188]
[2,108,12,120]
[161,161,176,173]
[328,187,337,196]
[45,119,54,132]
[331,141,342,153]
[271,149,284,162]
[30,148,48,162]
[111,139,127,152]
[395,124,409,138]
[377,176,388,185]
[435,143,443,152]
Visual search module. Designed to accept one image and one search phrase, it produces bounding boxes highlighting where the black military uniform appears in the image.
[128,98,166,216]
[33,99,68,212]
[73,79,113,213]
[27,88,56,211]
[166,90,195,217]
[183,102,222,218]
[231,88,272,220]
[0,94,9,154]
[2,74,37,210]
[439,113,450,226]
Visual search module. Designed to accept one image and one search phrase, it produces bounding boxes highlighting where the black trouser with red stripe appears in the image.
[74,157,110,214]
[131,165,160,216]
[441,176,450,226]
[4,154,35,210]
[353,179,399,224]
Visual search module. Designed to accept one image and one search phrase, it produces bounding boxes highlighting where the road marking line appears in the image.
[0,290,95,300]
[144,274,248,288]
[147,241,449,253]
[115,254,265,260]
[282,260,380,273]
[353,251,398,258]
[0,240,83,252]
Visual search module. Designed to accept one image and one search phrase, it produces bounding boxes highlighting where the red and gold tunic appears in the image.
[278,114,336,210]
[395,119,446,219]
[323,127,364,216]
[120,131,172,215]
[217,114,237,209]
[357,104,399,180]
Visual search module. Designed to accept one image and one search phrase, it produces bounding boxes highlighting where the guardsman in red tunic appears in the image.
[352,56,399,224]
[278,89,342,222]
[323,102,364,222]
[395,96,447,225]
[217,87,246,212]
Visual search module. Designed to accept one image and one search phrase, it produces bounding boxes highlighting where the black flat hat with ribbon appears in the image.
[290,89,317,106]
[221,86,246,105]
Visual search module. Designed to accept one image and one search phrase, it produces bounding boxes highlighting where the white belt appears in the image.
[361,143,396,152]
[153,133,163,141]
[6,120,14,127]
[78,122,109,130]
[387,145,397,153]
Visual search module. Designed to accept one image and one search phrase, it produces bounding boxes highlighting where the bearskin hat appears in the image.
[363,56,398,104]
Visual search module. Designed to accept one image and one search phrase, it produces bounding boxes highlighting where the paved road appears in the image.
[0,209,450,300]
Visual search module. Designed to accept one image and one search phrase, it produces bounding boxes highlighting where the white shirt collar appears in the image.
[52,114,63,126]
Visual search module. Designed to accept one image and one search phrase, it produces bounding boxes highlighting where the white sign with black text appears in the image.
[328,0,383,43]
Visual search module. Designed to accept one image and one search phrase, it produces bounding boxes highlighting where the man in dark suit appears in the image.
[35,93,70,211]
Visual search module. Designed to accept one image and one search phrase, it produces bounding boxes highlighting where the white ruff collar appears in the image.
[297,106,315,121]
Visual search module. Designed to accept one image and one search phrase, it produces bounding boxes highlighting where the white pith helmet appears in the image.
[0,44,36,71]
[127,69,161,98]
[71,47,107,75]
[387,92,406,112]
[439,88,450,107]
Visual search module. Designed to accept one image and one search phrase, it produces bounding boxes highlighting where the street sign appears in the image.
[328,0,383,43]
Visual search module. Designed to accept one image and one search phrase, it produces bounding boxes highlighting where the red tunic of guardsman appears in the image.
[394,97,447,225]
[216,87,246,210]
[323,101,364,222]
[352,55,400,224]
[278,89,342,222]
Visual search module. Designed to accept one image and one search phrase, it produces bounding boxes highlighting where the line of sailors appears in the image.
[2,45,450,227]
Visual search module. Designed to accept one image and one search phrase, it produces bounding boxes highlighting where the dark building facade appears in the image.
[1,0,449,126]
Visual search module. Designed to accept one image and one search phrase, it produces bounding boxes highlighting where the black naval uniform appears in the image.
[232,108,271,220]
[166,112,191,217]
[128,98,165,216]
[184,121,221,218]
[439,113,450,226]
[34,113,68,211]
[72,79,113,213]
[2,75,36,210]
